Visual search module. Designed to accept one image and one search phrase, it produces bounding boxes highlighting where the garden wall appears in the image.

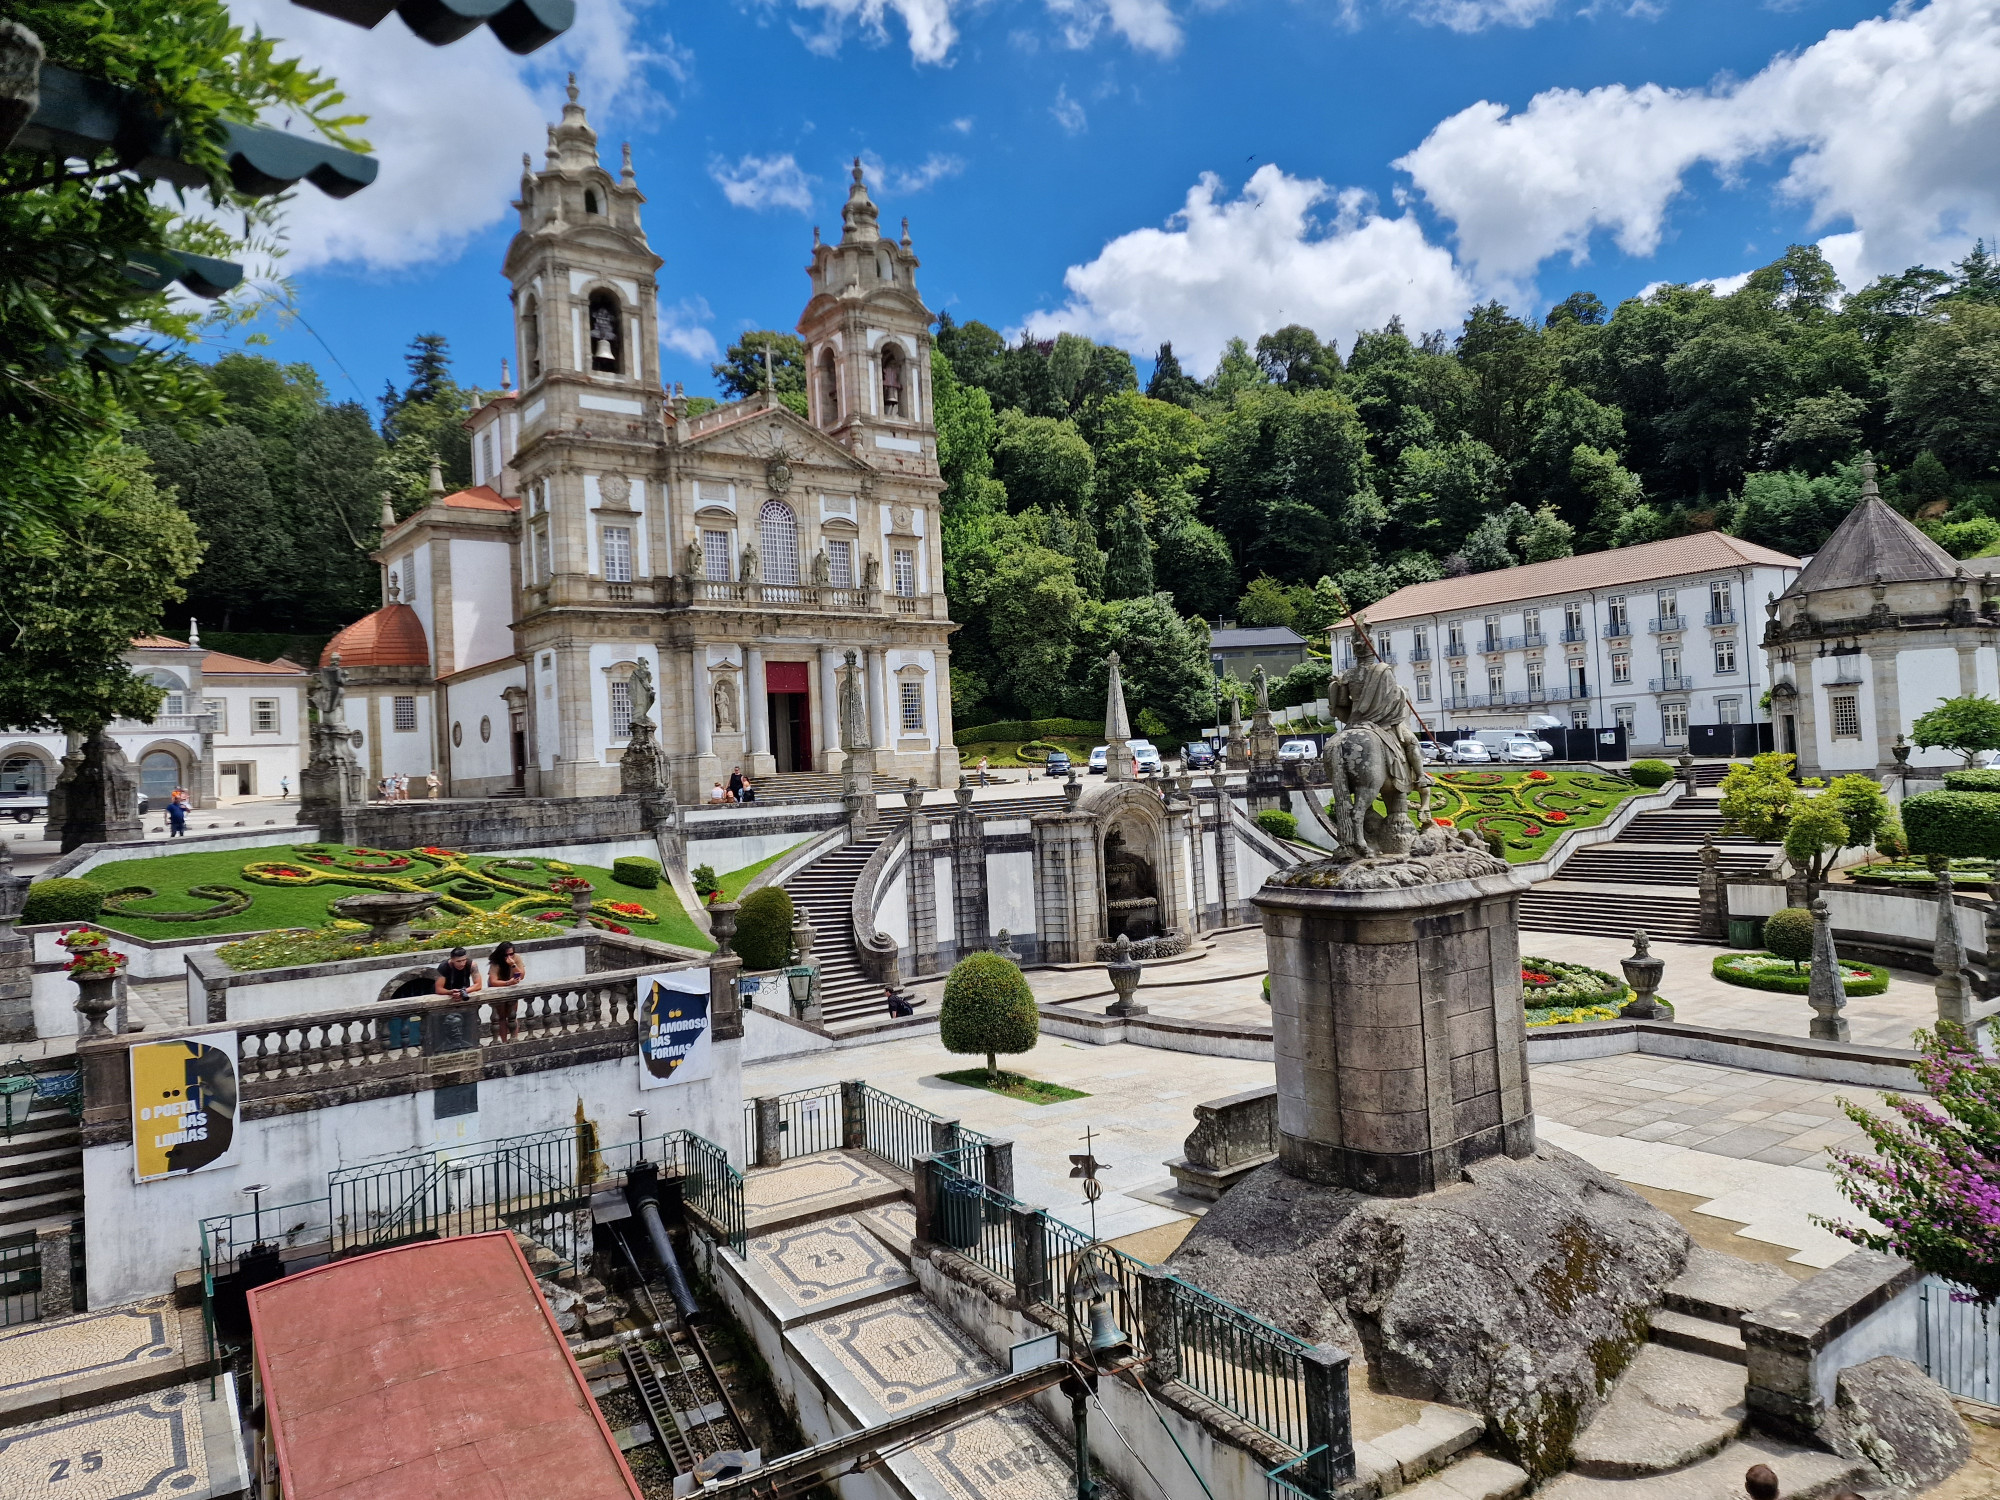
[318,795,647,851]
[1726,882,1990,961]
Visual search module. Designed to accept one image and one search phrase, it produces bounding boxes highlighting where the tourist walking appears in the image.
[977,755,989,787]
[167,788,188,838]
[279,775,289,800]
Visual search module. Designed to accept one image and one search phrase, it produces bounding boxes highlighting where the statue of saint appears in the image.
[863,551,881,590]
[317,653,348,725]
[1324,621,1428,860]
[713,673,740,732]
[811,547,832,586]
[740,541,760,586]
[839,648,870,750]
[684,538,705,580]
[1252,663,1270,713]
[628,657,655,726]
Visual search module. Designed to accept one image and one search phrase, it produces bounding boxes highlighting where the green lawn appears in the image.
[1423,767,1643,863]
[72,842,728,952]
[716,842,805,902]
[936,1068,1091,1104]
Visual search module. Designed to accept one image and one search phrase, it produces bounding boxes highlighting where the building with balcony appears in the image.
[0,629,306,812]
[323,88,956,801]
[1339,532,1800,754]
[1766,459,2000,780]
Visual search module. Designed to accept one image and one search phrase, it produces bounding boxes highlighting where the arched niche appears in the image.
[587,288,623,374]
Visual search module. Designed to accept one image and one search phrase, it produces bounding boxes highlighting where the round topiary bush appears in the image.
[1255,809,1299,840]
[940,951,1040,1074]
[1629,759,1674,788]
[23,877,105,926]
[734,886,795,970]
[613,856,661,890]
[1761,906,1816,970]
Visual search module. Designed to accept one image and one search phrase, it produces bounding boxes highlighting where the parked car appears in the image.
[1183,741,1217,770]
[1088,746,1108,774]
[1449,739,1493,764]
[1043,750,1072,778]
[1277,739,1319,764]
[1131,741,1163,775]
[1498,736,1552,763]
[1416,739,1444,764]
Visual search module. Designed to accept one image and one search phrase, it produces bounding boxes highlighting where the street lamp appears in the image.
[629,1107,649,1167]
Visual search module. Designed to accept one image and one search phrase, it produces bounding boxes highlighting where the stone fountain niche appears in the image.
[1102,826,1160,941]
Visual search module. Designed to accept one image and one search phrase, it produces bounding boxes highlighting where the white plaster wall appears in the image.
[685,831,811,877]
[1978,645,2000,701]
[932,855,954,944]
[376,692,436,782]
[534,649,558,770]
[83,1037,743,1306]
[443,664,527,785]
[1234,820,1278,891]
[211,944,589,1024]
[1811,1283,1922,1407]
[1899,647,1965,769]
[404,541,436,658]
[1811,656,1878,772]
[740,1005,835,1064]
[1726,883,1987,951]
[877,867,909,948]
[988,851,1036,939]
[448,537,516,674]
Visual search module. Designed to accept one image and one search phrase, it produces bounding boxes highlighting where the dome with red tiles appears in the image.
[320,603,430,669]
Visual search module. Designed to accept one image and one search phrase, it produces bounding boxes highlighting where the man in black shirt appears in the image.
[435,947,483,1000]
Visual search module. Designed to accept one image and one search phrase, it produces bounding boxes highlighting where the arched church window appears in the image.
[819,348,840,424]
[759,500,800,586]
[880,344,904,417]
[136,668,186,717]
[523,296,543,381]
[584,188,600,214]
[588,290,622,374]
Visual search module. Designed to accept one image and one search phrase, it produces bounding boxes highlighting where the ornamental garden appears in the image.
[1422,767,1640,860]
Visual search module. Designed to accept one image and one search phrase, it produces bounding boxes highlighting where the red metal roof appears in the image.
[249,1232,642,1500]
[321,603,431,668]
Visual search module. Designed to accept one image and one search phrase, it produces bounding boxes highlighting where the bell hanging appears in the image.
[594,334,615,364]
[1085,1298,1132,1366]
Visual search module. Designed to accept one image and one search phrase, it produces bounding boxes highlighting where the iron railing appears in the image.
[1649,615,1684,633]
[860,1083,944,1172]
[329,1125,588,1263]
[744,1082,846,1164]
[1558,626,1589,642]
[1705,608,1736,626]
[1919,1276,1999,1404]
[1602,620,1633,638]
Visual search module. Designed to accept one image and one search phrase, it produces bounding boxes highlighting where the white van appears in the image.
[1472,728,1558,762]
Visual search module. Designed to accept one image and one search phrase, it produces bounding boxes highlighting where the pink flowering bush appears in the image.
[1822,1017,2000,1304]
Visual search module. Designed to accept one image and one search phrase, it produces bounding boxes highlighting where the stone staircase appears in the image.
[783,837,891,1027]
[747,770,848,802]
[1558,846,1774,887]
[1519,889,1707,942]
[0,1082,82,1237]
[1544,1250,1874,1499]
[1615,809,1767,847]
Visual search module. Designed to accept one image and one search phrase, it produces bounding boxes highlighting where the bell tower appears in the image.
[798,161,937,468]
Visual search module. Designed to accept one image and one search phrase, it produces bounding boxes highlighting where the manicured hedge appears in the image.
[1943,768,2000,793]
[957,717,1103,743]
[1255,809,1299,839]
[1762,906,1816,965]
[1628,759,1675,788]
[734,886,795,970]
[613,856,661,890]
[1903,790,2000,860]
[23,878,104,925]
[1711,951,1890,996]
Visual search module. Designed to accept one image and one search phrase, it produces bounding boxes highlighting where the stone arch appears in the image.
[1084,782,1177,942]
[0,743,57,798]
[133,741,192,801]
[522,293,543,381]
[818,346,840,425]
[377,966,440,1004]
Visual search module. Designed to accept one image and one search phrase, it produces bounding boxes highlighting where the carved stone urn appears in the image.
[1104,933,1147,1018]
[1619,931,1669,1019]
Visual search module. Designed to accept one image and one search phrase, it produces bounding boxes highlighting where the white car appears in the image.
[1449,739,1493,764]
[1277,739,1319,764]
[1131,742,1163,775]
[1088,746,1108,774]
[1416,739,1444,764]
[1498,737,1552,763]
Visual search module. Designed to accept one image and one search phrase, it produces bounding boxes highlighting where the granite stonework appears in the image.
[313,794,649,851]
[1255,867,1534,1196]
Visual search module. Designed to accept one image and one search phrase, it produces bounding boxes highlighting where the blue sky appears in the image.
[212,0,2000,408]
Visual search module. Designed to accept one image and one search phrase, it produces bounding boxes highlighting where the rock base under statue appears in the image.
[1169,1147,1692,1481]
[58,731,143,852]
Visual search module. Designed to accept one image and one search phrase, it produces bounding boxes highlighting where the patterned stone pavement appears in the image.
[743,1152,900,1226]
[0,1381,243,1499]
[745,1216,911,1315]
[0,1298,183,1406]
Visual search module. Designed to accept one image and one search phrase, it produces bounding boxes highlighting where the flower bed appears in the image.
[1521,955,1626,1009]
[1712,951,1891,996]
[1424,769,1638,861]
[218,910,552,971]
[1526,1003,1624,1027]
[1851,857,1997,888]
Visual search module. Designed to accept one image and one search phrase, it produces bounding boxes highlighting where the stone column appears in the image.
[1009,1203,1048,1306]
[1138,1267,1181,1386]
[867,649,889,753]
[35,1224,74,1319]
[820,649,844,765]
[951,782,990,956]
[746,645,772,773]
[1303,1345,1357,1490]
[1697,837,1727,941]
[904,783,940,972]
[1162,787,1192,934]
[981,1139,1015,1198]
[1933,870,1973,1026]
[1183,782,1208,933]
[0,842,31,1044]
[1868,645,1902,776]
[911,1155,940,1246]
[1257,869,1534,1196]
[841,1079,868,1150]
[1211,775,1240,925]
[1810,897,1852,1041]
[1031,793,1099,965]
[753,1095,783,1167]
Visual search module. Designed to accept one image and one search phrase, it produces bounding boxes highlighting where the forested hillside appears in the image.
[150,241,2000,734]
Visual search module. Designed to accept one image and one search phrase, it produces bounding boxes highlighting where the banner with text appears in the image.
[131,1035,240,1183]
[638,968,713,1090]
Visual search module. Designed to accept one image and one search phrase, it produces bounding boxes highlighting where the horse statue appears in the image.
[1324,633,1429,861]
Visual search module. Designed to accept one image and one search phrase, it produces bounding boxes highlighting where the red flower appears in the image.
[606,922,632,935]
[1523,825,1542,837]
[1434,817,1455,828]
[1545,810,1569,822]
[535,911,564,922]
[607,901,646,916]
[1526,770,1551,781]
[1522,969,1554,985]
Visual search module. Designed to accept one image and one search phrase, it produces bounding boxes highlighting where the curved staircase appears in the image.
[782,836,891,1028]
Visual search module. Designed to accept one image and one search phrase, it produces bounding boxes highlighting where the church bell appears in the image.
[1085,1298,1132,1367]
[593,334,615,364]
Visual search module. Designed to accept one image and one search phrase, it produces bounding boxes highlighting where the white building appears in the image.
[0,632,307,811]
[1767,462,2000,779]
[1345,533,1801,755]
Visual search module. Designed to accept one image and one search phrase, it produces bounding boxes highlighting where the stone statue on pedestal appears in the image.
[620,658,668,802]
[300,651,367,827]
[628,657,656,726]
[1318,622,1435,870]
[838,650,875,824]
[839,649,871,751]
[59,729,144,853]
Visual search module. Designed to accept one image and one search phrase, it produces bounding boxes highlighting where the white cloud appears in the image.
[1401,0,1561,31]
[1024,164,1475,372]
[659,298,720,362]
[1046,0,1185,54]
[710,153,816,212]
[880,152,966,193]
[950,116,975,133]
[776,0,1186,62]
[1637,269,1755,299]
[787,0,959,63]
[1396,0,2000,293]
[232,0,679,273]
[1052,86,1089,134]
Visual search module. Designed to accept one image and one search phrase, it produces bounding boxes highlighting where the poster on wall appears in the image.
[131,1035,240,1183]
[637,968,713,1090]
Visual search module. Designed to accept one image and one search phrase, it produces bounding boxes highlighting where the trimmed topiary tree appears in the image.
[734,886,795,970]
[23,877,105,926]
[612,856,661,889]
[1762,905,1816,971]
[1628,759,1674,788]
[940,951,1040,1076]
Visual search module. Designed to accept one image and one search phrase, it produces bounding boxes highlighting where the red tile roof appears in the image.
[321,603,431,668]
[250,1233,642,1500]
[443,484,520,513]
[131,634,200,650]
[201,650,306,676]
[1352,531,1802,626]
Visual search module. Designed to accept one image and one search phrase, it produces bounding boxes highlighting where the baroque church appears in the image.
[321,83,958,802]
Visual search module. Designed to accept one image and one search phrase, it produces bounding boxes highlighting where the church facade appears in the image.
[324,85,957,802]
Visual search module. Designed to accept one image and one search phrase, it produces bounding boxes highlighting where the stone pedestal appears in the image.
[841,748,876,831]
[1255,868,1535,1197]
[0,842,29,1043]
[299,721,367,838]
[59,730,142,852]
[1247,710,1283,813]
[620,718,669,798]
